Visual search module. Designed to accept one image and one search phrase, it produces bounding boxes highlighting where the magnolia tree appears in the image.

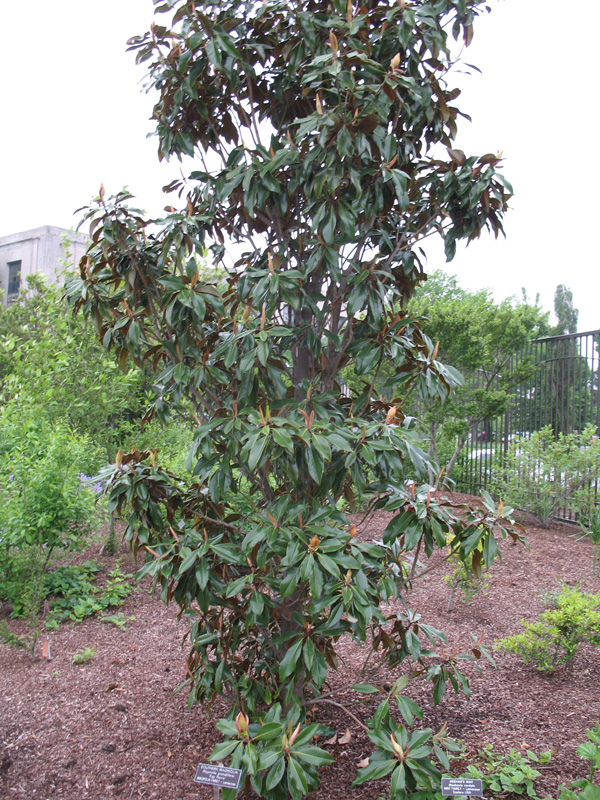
[68,1,524,797]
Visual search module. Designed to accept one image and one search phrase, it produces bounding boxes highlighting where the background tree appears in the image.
[407,272,550,480]
[553,284,578,336]
[0,277,194,553]
[0,276,147,460]
[68,2,523,798]
[546,284,580,434]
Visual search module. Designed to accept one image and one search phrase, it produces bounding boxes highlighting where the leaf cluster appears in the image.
[495,584,600,671]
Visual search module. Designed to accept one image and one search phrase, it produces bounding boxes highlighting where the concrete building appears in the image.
[0,226,89,306]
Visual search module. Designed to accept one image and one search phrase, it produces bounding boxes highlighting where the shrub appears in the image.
[495,425,600,528]
[44,560,135,628]
[0,405,101,560]
[495,584,600,671]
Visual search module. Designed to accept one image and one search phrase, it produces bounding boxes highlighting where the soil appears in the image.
[1,497,599,800]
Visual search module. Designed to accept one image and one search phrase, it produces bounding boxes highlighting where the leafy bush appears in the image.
[1,558,134,637]
[0,404,101,559]
[495,584,600,671]
[495,425,600,528]
[0,545,47,654]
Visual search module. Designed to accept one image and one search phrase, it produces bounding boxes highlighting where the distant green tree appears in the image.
[553,284,578,336]
[407,272,551,480]
[544,284,580,434]
[0,276,147,461]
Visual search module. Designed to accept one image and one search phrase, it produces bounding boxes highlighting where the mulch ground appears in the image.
[1,497,599,800]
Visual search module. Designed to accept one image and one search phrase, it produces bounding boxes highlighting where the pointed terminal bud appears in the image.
[385,405,398,425]
[309,534,320,551]
[390,734,405,759]
[289,723,301,746]
[235,711,249,737]
[390,53,401,70]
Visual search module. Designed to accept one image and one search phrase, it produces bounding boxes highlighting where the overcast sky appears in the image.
[1,1,598,331]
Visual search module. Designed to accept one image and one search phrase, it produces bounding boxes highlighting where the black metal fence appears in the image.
[454,329,600,515]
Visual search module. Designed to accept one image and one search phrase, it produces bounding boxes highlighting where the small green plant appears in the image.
[558,725,600,800]
[102,561,136,606]
[458,745,552,798]
[72,647,97,665]
[44,559,135,628]
[0,545,47,656]
[99,612,136,630]
[0,620,29,650]
[444,535,490,612]
[496,584,600,671]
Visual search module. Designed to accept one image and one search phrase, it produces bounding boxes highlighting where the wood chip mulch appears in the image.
[1,498,599,800]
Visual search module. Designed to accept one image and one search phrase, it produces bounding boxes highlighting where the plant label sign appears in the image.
[441,778,484,797]
[194,763,242,790]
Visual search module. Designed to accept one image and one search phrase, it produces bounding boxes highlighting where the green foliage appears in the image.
[558,725,600,800]
[99,612,136,629]
[44,560,135,628]
[495,584,600,671]
[407,272,551,481]
[0,545,47,654]
[459,744,551,798]
[0,402,100,557]
[576,511,600,576]
[1,557,135,635]
[352,675,463,799]
[0,277,148,460]
[495,425,600,528]
[72,647,97,665]
[66,0,521,796]
[553,284,579,336]
[443,532,490,612]
[0,620,30,650]
[209,706,333,800]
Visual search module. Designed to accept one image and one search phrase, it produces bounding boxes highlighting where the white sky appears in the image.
[1,0,598,331]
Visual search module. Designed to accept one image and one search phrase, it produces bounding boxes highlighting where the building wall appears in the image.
[0,226,89,306]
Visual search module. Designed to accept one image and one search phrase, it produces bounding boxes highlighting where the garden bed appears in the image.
[1,500,599,800]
